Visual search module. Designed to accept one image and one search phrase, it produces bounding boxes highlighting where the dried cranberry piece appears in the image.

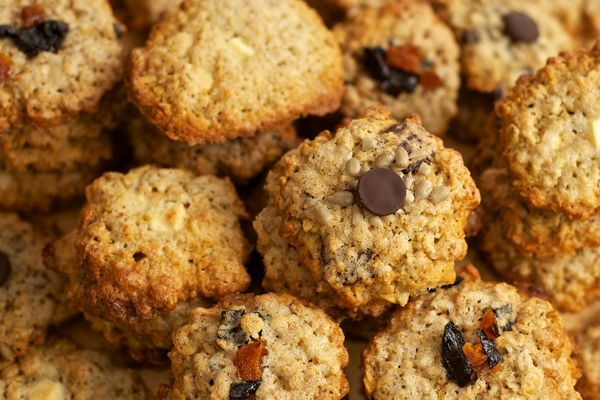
[386,44,422,74]
[12,20,69,57]
[441,322,478,387]
[421,71,443,90]
[229,380,261,400]
[477,329,502,368]
[21,5,45,28]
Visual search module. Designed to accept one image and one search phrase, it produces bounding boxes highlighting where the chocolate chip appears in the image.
[0,20,69,57]
[383,122,407,134]
[133,252,146,262]
[363,46,391,80]
[440,275,464,290]
[477,329,503,368]
[441,322,478,387]
[358,168,406,216]
[502,12,539,43]
[229,380,261,399]
[0,251,11,287]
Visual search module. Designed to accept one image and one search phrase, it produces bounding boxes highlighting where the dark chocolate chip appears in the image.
[0,20,68,57]
[383,122,407,134]
[477,329,503,368]
[441,322,478,387]
[363,46,391,80]
[357,168,406,216]
[229,380,261,399]
[0,251,10,287]
[502,12,539,43]
[133,252,146,262]
[402,155,431,175]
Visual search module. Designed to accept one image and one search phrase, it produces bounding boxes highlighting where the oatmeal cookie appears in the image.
[577,321,600,400]
[44,166,251,327]
[0,338,149,399]
[128,0,343,144]
[254,108,480,315]
[0,0,125,129]
[363,278,581,399]
[335,0,460,135]
[497,45,600,217]
[0,213,76,361]
[168,293,349,400]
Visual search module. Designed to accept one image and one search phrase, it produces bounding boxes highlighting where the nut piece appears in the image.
[394,147,409,169]
[414,180,433,201]
[345,158,362,177]
[328,191,354,206]
[362,137,377,151]
[28,379,66,400]
[417,163,432,176]
[314,204,332,224]
[234,340,268,381]
[374,152,394,168]
[228,37,255,57]
[429,185,450,204]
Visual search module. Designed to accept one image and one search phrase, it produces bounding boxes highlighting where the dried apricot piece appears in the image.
[462,342,487,369]
[421,71,443,90]
[480,308,500,340]
[386,44,422,74]
[234,340,268,381]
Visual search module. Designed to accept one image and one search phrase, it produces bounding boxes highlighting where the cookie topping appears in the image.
[477,329,502,368]
[386,44,422,74]
[0,20,69,57]
[502,12,539,43]
[0,251,11,287]
[480,309,500,340]
[234,340,268,381]
[421,71,443,90]
[0,52,10,82]
[229,380,261,400]
[21,4,45,28]
[441,322,478,387]
[218,309,247,347]
[358,168,406,216]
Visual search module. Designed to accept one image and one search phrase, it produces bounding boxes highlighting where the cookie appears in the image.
[0,213,76,361]
[479,166,600,257]
[121,0,180,30]
[479,221,600,313]
[432,0,573,94]
[254,108,480,316]
[168,293,349,400]
[497,45,600,218]
[0,162,105,212]
[128,0,343,144]
[45,166,251,328]
[363,278,581,399]
[128,116,299,184]
[334,0,460,135]
[0,0,125,129]
[0,338,149,399]
[577,321,600,400]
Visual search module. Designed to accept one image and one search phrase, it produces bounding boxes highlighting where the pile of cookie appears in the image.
[1,0,600,399]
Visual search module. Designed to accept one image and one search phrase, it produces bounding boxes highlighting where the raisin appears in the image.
[386,44,422,74]
[480,309,500,340]
[441,322,478,387]
[0,52,10,83]
[234,340,268,381]
[363,46,391,80]
[21,5,45,28]
[0,20,68,58]
[229,380,261,400]
[477,329,503,368]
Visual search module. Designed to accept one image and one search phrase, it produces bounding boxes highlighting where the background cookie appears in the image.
[0,213,76,361]
[363,279,580,399]
[577,321,600,400]
[128,0,343,144]
[335,0,460,135]
[0,338,149,399]
[497,45,600,217]
[0,0,125,129]
[169,293,349,400]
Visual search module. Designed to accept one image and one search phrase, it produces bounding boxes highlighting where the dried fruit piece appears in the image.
[0,52,10,82]
[441,322,478,387]
[386,44,422,74]
[234,340,268,381]
[364,47,391,80]
[462,342,487,369]
[229,380,261,399]
[218,309,247,346]
[421,71,443,90]
[480,309,500,340]
[0,20,69,57]
[477,329,503,368]
[21,4,45,28]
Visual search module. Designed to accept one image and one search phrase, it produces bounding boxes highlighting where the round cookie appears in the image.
[0,0,125,129]
[0,213,76,361]
[168,293,349,400]
[479,221,600,313]
[45,166,251,327]
[497,45,600,218]
[254,108,480,315]
[363,278,581,399]
[128,116,299,184]
[128,0,343,144]
[577,321,600,400]
[479,165,600,257]
[334,0,460,135]
[0,338,149,399]
[120,0,181,30]
[432,0,573,94]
